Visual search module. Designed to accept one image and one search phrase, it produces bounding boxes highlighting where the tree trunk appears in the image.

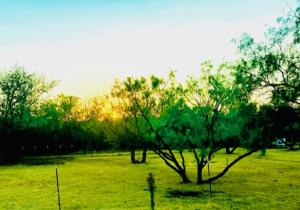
[226,146,238,154]
[154,149,191,183]
[225,146,230,154]
[131,148,147,164]
[192,149,206,185]
[202,149,258,184]
[193,149,203,184]
[141,148,147,163]
[179,170,191,183]
[130,148,136,163]
[196,164,204,185]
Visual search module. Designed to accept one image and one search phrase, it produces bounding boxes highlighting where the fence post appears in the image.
[147,173,155,210]
[55,164,61,210]
[207,156,212,196]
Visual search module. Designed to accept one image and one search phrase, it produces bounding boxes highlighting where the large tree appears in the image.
[234,3,300,106]
[234,3,300,150]
[169,63,269,184]
[115,73,192,182]
[116,66,271,184]
[0,66,57,162]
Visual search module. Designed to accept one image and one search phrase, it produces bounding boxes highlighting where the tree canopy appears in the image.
[235,3,300,106]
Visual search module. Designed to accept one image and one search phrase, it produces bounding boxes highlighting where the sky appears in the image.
[0,0,296,98]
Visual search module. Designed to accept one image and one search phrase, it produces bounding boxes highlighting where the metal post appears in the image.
[55,164,61,210]
[207,156,212,196]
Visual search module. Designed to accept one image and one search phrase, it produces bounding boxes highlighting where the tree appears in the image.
[116,66,272,185]
[81,97,109,151]
[234,3,300,151]
[171,63,269,184]
[0,66,57,162]
[114,74,192,182]
[38,94,105,153]
[156,101,264,184]
[108,79,150,164]
[234,2,300,107]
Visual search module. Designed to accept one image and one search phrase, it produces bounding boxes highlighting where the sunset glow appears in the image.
[0,0,295,98]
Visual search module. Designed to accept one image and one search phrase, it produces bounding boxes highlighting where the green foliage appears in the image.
[37,94,107,151]
[176,63,252,150]
[235,3,300,106]
[109,79,153,151]
[38,95,81,136]
[0,66,58,162]
[112,63,270,184]
[0,65,57,128]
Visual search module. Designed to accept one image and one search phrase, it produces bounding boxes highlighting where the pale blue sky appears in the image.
[0,0,296,97]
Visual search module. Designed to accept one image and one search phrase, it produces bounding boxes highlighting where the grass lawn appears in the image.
[0,149,299,209]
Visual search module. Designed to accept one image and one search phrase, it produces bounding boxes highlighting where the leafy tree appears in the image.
[78,118,106,152]
[0,66,56,127]
[0,66,56,162]
[38,94,105,153]
[234,3,300,106]
[78,96,113,151]
[108,79,151,163]
[234,3,300,150]
[103,117,147,162]
[114,74,192,181]
[171,63,268,184]
[118,64,273,185]
[155,100,263,184]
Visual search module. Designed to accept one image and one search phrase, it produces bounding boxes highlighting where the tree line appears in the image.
[0,2,299,184]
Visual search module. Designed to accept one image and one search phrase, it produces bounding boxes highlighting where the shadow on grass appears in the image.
[166,189,225,198]
[166,190,203,198]
[19,156,74,166]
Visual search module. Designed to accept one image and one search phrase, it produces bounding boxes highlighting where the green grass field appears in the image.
[0,149,299,210]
